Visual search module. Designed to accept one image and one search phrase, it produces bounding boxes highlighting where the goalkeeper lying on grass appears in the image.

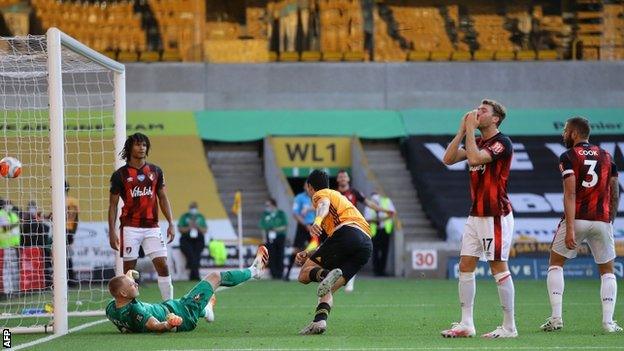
[105,245,268,333]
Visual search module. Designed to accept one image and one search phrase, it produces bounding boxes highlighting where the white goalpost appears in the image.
[0,28,125,336]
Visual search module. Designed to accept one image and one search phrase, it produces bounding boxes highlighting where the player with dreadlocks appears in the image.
[108,132,177,301]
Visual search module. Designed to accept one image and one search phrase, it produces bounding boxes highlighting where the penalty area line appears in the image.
[161,347,624,351]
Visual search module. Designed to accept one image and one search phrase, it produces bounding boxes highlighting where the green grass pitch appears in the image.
[11,278,624,350]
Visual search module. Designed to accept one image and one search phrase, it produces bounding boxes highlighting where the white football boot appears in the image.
[344,276,355,293]
[204,295,216,323]
[440,322,476,338]
[482,326,518,338]
[603,321,623,333]
[251,245,269,279]
[540,317,563,331]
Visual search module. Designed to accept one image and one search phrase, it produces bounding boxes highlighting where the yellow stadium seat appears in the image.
[301,51,322,62]
[103,50,117,60]
[322,51,343,62]
[161,50,181,62]
[495,50,515,61]
[32,0,149,60]
[279,51,299,62]
[451,51,471,61]
[407,51,429,61]
[576,11,602,19]
[430,51,451,61]
[117,51,138,62]
[473,50,494,61]
[516,50,536,60]
[269,51,278,62]
[579,35,601,46]
[537,50,559,60]
[343,51,366,62]
[582,46,599,60]
[139,51,160,62]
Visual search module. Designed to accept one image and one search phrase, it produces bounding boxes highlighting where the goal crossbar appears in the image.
[53,29,124,74]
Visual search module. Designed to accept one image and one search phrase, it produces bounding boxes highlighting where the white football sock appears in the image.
[494,271,516,332]
[547,266,564,319]
[601,273,617,324]
[248,265,258,278]
[459,272,475,327]
[157,275,173,300]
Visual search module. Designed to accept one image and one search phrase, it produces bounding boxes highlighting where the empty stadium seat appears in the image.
[495,50,515,61]
[161,50,182,62]
[279,51,300,62]
[301,51,322,62]
[322,51,343,62]
[537,50,558,60]
[117,51,139,62]
[516,50,536,60]
[430,51,451,61]
[407,51,430,61]
[103,51,117,60]
[451,51,471,61]
[343,51,366,62]
[139,51,160,62]
[269,51,278,62]
[205,39,270,63]
[473,50,494,61]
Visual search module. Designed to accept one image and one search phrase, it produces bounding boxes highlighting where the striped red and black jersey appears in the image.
[467,132,514,217]
[559,142,618,223]
[340,188,366,206]
[110,163,165,228]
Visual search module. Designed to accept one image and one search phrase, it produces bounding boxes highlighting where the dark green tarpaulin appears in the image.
[401,108,624,136]
[194,109,624,141]
[194,110,405,142]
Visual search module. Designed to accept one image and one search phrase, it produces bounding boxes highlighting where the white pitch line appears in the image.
[160,347,624,351]
[216,302,603,309]
[11,319,107,351]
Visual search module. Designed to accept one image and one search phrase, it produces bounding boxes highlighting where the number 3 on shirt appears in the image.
[583,160,598,188]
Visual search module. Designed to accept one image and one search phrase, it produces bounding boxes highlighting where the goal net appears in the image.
[0,29,125,335]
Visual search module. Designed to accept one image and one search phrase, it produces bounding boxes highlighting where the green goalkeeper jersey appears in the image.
[105,299,171,333]
[105,281,215,333]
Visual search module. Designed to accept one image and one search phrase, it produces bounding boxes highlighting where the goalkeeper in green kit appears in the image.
[105,246,268,333]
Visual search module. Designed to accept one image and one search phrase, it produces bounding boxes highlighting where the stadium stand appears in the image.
[362,140,437,240]
[0,0,619,62]
[374,4,406,61]
[207,143,269,240]
[148,0,204,61]
[318,0,365,60]
[469,2,515,52]
[386,3,454,54]
[601,3,624,60]
[31,0,146,54]
[0,0,19,5]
